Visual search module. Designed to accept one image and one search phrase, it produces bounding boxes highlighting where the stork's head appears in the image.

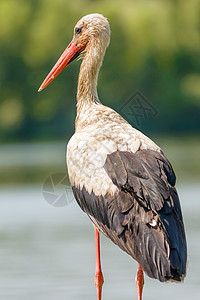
[38,13,110,92]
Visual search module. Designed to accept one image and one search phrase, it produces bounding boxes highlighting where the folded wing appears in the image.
[72,148,187,282]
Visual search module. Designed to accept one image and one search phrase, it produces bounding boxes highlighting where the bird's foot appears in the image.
[135,264,144,300]
[95,269,104,300]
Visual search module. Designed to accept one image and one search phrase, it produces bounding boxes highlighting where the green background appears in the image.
[0,0,200,184]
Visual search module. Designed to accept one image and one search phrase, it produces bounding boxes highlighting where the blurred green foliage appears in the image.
[0,0,200,142]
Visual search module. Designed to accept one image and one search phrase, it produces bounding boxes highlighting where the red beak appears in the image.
[38,42,83,92]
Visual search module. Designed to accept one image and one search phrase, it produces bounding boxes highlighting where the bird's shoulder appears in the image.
[67,103,161,195]
[68,102,161,158]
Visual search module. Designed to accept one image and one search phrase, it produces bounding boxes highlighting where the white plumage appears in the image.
[67,103,160,196]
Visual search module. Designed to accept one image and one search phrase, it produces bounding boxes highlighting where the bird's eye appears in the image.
[75,27,82,35]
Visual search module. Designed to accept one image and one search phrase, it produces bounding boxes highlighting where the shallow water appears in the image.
[0,185,199,300]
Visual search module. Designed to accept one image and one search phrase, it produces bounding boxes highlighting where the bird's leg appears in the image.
[135,264,144,300]
[94,226,104,300]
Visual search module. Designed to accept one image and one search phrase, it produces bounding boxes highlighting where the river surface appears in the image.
[0,185,199,300]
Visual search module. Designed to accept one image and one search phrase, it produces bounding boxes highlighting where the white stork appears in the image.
[38,13,187,300]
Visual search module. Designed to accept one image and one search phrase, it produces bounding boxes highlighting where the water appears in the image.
[0,185,199,300]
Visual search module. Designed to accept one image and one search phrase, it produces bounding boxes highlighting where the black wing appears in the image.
[72,149,187,282]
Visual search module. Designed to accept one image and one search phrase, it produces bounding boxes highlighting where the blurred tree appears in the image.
[0,0,200,142]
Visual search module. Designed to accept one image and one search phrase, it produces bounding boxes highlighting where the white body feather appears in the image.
[67,102,160,196]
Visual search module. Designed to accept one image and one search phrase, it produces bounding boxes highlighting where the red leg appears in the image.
[135,264,144,300]
[94,226,104,300]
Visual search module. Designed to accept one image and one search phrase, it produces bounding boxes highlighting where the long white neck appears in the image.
[76,39,106,121]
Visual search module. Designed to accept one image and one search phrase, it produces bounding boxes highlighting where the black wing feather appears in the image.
[72,149,187,282]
